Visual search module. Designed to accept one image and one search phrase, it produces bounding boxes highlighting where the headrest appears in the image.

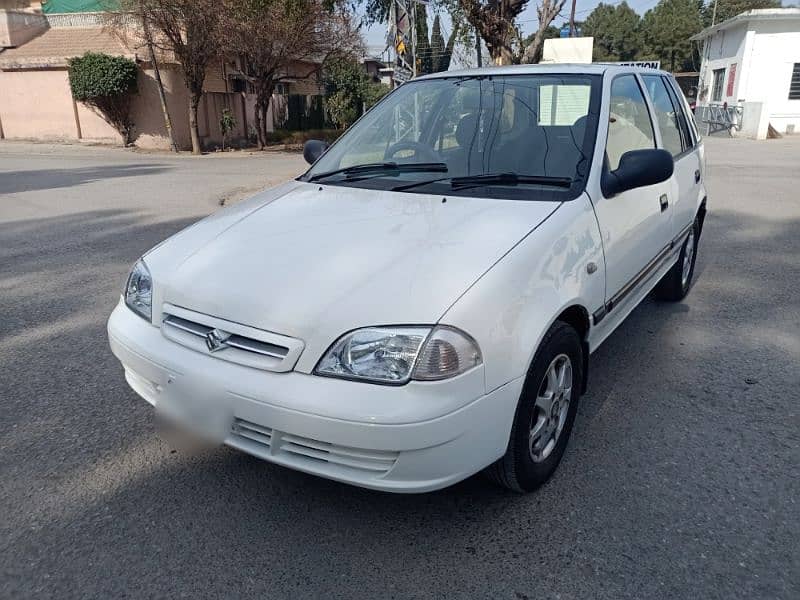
[455,114,479,148]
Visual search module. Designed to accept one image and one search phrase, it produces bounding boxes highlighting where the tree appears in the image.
[415,8,432,75]
[520,0,568,63]
[416,13,459,74]
[68,52,138,145]
[326,91,358,129]
[117,0,222,154]
[459,0,527,65]
[219,0,358,149]
[702,0,781,26]
[583,2,642,62]
[322,53,389,129]
[640,0,703,72]
[518,23,562,64]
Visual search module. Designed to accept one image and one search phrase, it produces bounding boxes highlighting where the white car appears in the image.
[108,65,706,493]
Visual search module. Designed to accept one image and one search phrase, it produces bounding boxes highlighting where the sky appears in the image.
[362,0,666,53]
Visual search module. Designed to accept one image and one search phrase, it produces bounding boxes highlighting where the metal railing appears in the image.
[695,103,743,136]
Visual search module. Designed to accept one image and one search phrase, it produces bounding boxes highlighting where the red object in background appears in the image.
[726,64,737,97]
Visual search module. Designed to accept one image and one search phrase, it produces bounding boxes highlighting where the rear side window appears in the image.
[663,77,695,150]
[642,75,684,157]
[606,75,655,171]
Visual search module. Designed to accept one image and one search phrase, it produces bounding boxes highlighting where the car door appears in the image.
[590,73,673,313]
[642,74,701,239]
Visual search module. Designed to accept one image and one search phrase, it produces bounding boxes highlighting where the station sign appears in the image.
[612,61,661,69]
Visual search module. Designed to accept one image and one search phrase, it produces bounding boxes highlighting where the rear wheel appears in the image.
[655,217,699,301]
[486,321,583,493]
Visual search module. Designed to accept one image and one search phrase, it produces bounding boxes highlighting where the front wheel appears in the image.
[486,321,583,493]
[655,217,699,301]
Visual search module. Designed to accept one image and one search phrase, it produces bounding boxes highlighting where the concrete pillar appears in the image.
[740,102,770,140]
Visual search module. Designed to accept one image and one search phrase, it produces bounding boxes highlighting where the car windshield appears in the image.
[303,73,601,200]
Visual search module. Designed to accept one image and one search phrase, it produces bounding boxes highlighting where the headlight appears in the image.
[314,326,482,384]
[125,259,152,321]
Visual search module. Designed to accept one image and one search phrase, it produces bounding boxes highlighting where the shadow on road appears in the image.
[0,164,171,195]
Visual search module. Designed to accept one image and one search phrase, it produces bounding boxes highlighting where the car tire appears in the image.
[655,217,699,302]
[486,321,583,493]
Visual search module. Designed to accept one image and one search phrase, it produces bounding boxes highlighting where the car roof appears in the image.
[415,63,672,80]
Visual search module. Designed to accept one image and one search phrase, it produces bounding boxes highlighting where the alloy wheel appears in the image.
[529,353,573,463]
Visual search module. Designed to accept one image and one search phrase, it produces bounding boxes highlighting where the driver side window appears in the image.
[606,75,655,171]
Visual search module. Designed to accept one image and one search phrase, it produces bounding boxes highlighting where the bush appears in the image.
[326,90,358,130]
[322,54,390,130]
[219,108,236,150]
[68,52,138,145]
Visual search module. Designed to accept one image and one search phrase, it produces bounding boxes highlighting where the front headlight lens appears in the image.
[125,259,152,321]
[315,327,430,383]
[315,326,482,384]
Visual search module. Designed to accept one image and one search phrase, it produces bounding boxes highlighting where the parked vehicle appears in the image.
[108,65,706,493]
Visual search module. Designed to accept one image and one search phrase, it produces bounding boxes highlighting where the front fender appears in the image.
[440,194,606,392]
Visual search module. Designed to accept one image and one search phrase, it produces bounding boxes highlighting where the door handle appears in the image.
[694,169,701,183]
[659,194,669,212]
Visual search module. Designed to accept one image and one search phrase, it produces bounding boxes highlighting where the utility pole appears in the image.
[475,26,482,67]
[711,0,719,25]
[410,0,417,77]
[141,7,178,152]
[569,0,577,36]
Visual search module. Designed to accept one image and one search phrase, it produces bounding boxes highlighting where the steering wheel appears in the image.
[384,141,440,163]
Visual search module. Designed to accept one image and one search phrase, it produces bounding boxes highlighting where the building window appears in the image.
[790,63,800,100]
[711,68,725,103]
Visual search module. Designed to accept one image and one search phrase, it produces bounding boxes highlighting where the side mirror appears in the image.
[602,148,674,197]
[303,139,329,165]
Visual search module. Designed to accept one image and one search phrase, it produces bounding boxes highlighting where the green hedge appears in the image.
[68,52,138,145]
[68,52,137,102]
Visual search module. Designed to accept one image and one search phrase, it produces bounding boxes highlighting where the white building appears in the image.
[691,8,800,138]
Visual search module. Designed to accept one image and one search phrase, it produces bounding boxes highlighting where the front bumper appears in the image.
[107,301,523,493]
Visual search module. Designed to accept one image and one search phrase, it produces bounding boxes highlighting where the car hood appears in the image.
[147,181,560,372]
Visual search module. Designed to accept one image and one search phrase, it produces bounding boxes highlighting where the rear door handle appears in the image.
[659,194,669,212]
[695,169,701,183]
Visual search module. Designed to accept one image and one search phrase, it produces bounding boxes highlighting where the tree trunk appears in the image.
[254,107,264,150]
[259,104,269,148]
[255,80,275,151]
[143,17,178,152]
[493,45,514,65]
[188,92,202,155]
[522,29,546,64]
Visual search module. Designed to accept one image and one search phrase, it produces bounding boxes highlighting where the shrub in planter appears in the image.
[68,52,138,145]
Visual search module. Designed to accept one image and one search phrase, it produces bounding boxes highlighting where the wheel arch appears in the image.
[697,196,707,236]
[519,302,592,397]
[553,304,591,394]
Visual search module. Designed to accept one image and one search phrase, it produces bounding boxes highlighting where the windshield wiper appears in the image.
[308,162,448,183]
[450,173,573,190]
[391,172,573,192]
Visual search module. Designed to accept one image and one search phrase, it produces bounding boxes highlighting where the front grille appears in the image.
[161,304,304,372]
[230,418,399,476]
[165,315,289,359]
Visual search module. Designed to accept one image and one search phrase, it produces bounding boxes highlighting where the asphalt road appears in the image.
[1,138,798,599]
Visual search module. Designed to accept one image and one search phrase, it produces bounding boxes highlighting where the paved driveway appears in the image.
[1,138,798,599]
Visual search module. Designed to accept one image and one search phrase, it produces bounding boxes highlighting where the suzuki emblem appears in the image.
[205,328,231,352]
